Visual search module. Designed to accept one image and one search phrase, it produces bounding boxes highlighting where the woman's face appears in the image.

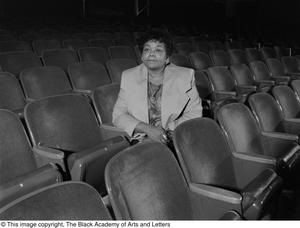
[141,40,169,71]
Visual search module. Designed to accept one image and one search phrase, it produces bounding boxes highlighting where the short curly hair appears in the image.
[138,29,174,57]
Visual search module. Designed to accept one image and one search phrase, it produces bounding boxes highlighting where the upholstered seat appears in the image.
[189,51,213,71]
[0,182,111,220]
[217,102,300,181]
[0,109,62,207]
[106,58,137,83]
[105,140,244,220]
[173,118,282,219]
[24,94,130,195]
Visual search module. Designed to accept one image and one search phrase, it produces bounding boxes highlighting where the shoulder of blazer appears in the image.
[166,64,194,91]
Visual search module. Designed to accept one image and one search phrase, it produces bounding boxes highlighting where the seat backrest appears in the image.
[274,46,290,58]
[0,51,42,76]
[272,85,300,119]
[169,53,192,68]
[228,49,247,64]
[281,56,300,73]
[230,63,254,86]
[88,39,113,48]
[42,49,79,71]
[0,182,112,220]
[189,51,212,70]
[207,66,236,92]
[266,58,285,76]
[0,72,26,111]
[209,50,231,66]
[246,48,263,62]
[108,45,137,61]
[106,58,137,83]
[194,70,212,100]
[261,47,277,59]
[173,118,237,188]
[63,39,89,51]
[196,41,211,54]
[68,61,111,92]
[113,37,135,46]
[175,42,196,56]
[0,41,32,53]
[92,83,120,125]
[20,66,72,101]
[24,94,103,152]
[105,140,193,220]
[248,92,284,132]
[209,41,225,50]
[32,39,62,56]
[249,61,272,81]
[291,80,300,101]
[78,47,110,64]
[217,103,266,155]
[0,109,36,184]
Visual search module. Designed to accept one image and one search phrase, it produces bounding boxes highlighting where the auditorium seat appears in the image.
[72,33,92,41]
[32,39,62,57]
[106,58,137,83]
[42,49,79,71]
[209,41,225,50]
[169,53,193,68]
[0,72,26,116]
[68,61,111,94]
[261,47,277,60]
[189,51,213,71]
[196,41,211,54]
[274,46,290,58]
[0,41,32,53]
[250,61,290,85]
[105,140,243,220]
[291,80,300,101]
[113,37,135,46]
[0,182,111,220]
[20,66,73,101]
[194,71,213,117]
[246,48,264,62]
[272,85,300,120]
[88,39,114,48]
[207,66,255,102]
[230,63,273,92]
[24,94,130,195]
[218,102,300,181]
[175,42,197,56]
[78,47,110,64]
[173,117,282,219]
[92,83,119,125]
[209,50,231,66]
[0,34,16,42]
[0,109,62,208]
[108,45,137,61]
[63,39,89,51]
[94,32,115,40]
[248,92,300,145]
[281,56,300,76]
[0,51,42,77]
[228,49,248,64]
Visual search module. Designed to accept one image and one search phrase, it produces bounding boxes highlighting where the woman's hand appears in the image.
[134,122,164,142]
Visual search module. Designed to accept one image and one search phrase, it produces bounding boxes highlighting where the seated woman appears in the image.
[112,29,202,144]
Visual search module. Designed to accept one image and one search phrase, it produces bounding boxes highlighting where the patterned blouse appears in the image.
[147,79,163,128]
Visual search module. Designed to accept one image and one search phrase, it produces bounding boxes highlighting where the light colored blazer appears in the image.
[112,63,202,136]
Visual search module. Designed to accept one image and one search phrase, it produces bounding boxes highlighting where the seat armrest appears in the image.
[261,131,298,143]
[271,76,290,81]
[241,169,282,220]
[0,164,62,208]
[213,91,236,101]
[68,136,129,195]
[287,71,300,76]
[99,124,130,141]
[33,145,66,172]
[219,210,243,220]
[232,152,277,165]
[73,88,92,95]
[282,118,300,138]
[189,183,242,204]
[255,80,275,86]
